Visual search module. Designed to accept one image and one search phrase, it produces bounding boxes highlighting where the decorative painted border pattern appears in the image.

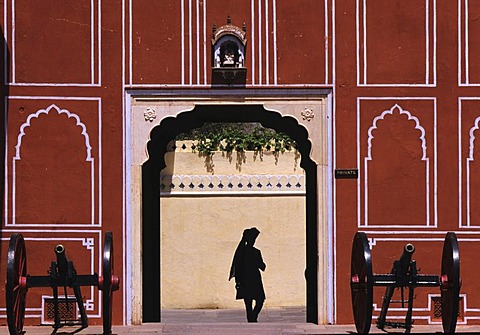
[160,173,306,195]
[0,230,103,321]
[251,0,276,85]
[357,97,438,229]
[367,235,480,323]
[458,97,480,228]
[465,117,480,227]
[180,0,207,86]
[458,0,480,86]
[372,294,468,325]
[11,104,95,226]
[127,0,208,87]
[356,0,436,87]
[363,104,430,226]
[4,0,102,87]
[4,96,102,227]
[126,0,334,87]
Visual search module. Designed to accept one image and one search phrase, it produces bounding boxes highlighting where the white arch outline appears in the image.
[465,116,480,226]
[14,104,93,160]
[363,104,431,227]
[12,104,95,226]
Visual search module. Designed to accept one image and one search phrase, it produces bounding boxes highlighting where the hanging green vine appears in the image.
[175,123,297,156]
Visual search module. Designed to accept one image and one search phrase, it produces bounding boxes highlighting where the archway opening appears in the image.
[142,104,318,323]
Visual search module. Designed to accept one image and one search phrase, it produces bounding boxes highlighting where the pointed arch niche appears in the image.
[125,90,332,325]
[362,104,433,227]
[11,104,95,225]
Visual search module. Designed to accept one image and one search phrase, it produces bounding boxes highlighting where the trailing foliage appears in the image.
[175,122,297,156]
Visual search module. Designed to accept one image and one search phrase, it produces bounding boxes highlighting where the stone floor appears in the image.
[3,307,480,334]
[161,306,307,323]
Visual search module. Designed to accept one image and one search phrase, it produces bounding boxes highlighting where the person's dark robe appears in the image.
[230,244,266,300]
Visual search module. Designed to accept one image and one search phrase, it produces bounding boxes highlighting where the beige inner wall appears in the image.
[160,146,306,309]
[160,195,306,309]
[162,143,303,175]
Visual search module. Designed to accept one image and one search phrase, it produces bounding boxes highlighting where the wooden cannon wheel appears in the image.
[440,232,460,334]
[6,234,28,335]
[350,232,373,335]
[100,231,120,335]
[5,232,119,335]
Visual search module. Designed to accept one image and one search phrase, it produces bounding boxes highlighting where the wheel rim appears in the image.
[103,232,114,335]
[6,234,27,335]
[350,232,373,334]
[441,232,460,334]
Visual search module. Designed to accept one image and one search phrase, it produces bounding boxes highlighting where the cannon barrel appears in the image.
[397,243,415,277]
[54,244,69,276]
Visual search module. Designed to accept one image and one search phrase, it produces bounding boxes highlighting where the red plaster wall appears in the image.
[12,0,96,84]
[1,0,480,328]
[0,0,124,327]
[363,0,431,84]
[275,1,328,84]
[130,1,182,84]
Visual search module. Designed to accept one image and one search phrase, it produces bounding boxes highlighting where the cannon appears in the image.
[5,232,119,335]
[350,232,460,334]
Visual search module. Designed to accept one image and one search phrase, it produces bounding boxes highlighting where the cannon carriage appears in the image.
[5,231,119,335]
[350,232,461,334]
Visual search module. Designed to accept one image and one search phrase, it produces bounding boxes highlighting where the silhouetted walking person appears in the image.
[229,227,266,322]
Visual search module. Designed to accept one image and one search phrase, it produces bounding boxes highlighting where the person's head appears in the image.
[243,227,260,246]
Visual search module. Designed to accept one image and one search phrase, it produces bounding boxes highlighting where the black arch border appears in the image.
[141,104,319,324]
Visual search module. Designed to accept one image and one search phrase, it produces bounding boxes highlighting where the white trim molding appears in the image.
[458,97,480,228]
[458,0,480,86]
[356,0,436,87]
[5,0,101,87]
[4,97,102,228]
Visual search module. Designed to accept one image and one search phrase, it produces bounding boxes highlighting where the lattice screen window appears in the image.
[43,297,79,325]
[430,296,464,322]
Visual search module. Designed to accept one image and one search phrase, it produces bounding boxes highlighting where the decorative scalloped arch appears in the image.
[467,116,480,160]
[465,116,480,226]
[366,104,427,161]
[363,103,431,227]
[14,103,93,161]
[145,104,314,168]
[262,105,315,163]
[11,103,95,226]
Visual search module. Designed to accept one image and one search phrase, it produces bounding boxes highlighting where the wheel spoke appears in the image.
[18,254,25,273]
[13,291,21,311]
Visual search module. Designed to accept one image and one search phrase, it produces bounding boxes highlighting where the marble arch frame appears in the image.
[124,89,333,325]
